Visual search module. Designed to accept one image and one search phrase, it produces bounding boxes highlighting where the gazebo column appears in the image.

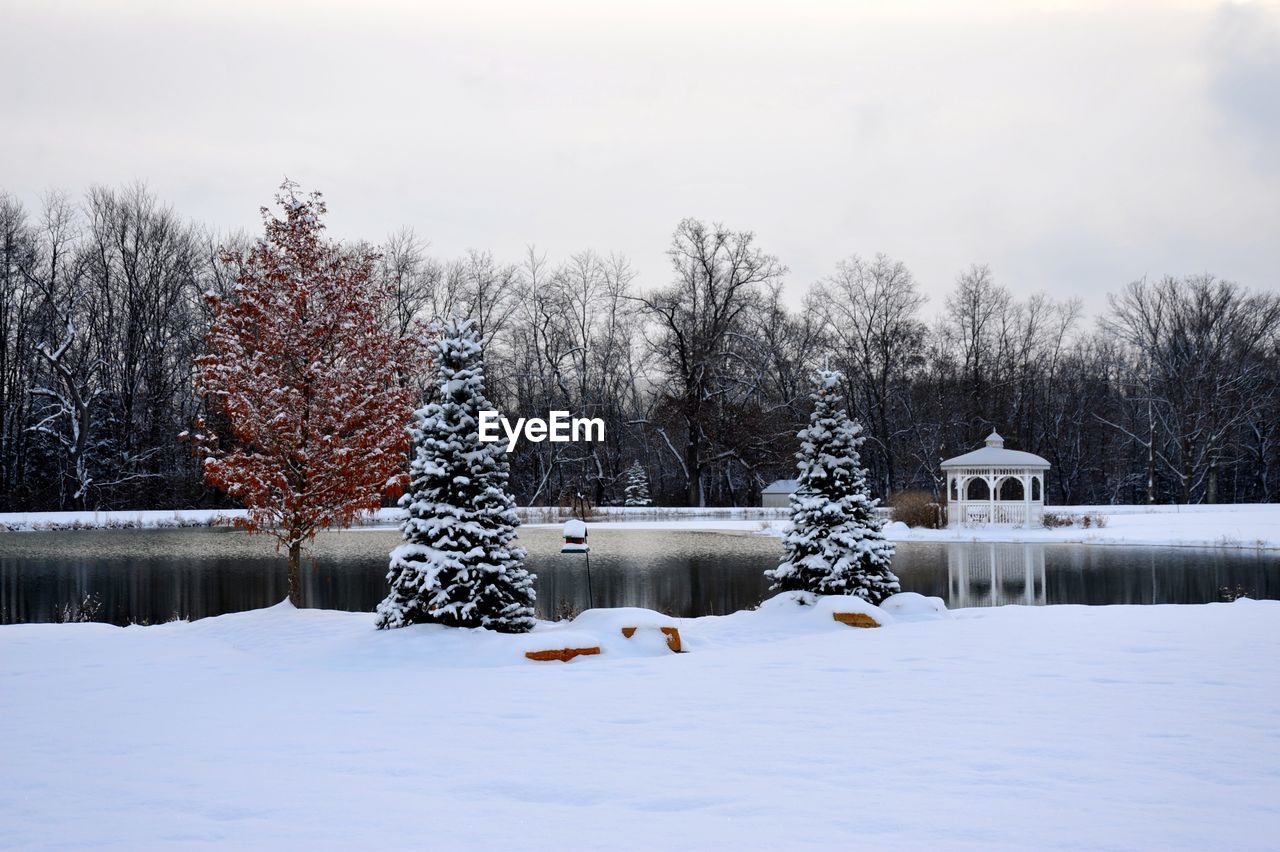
[1023,473,1031,527]
[947,473,954,527]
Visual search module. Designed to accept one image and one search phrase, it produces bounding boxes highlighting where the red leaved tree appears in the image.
[190,183,424,606]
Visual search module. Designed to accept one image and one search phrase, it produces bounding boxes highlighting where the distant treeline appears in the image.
[2,184,1278,511]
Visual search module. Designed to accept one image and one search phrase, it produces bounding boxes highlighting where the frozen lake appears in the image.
[1,527,1276,625]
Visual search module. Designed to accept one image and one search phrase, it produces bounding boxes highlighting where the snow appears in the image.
[888,503,1280,550]
[0,506,791,532]
[940,446,1051,467]
[3,597,1278,849]
[879,591,951,621]
[2,503,1278,550]
[0,508,251,530]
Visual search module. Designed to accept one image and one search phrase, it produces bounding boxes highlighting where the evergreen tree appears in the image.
[766,369,899,602]
[623,460,651,506]
[376,319,536,633]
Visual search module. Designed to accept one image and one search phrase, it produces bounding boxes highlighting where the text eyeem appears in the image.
[478,411,605,451]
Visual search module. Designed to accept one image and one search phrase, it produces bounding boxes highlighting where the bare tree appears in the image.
[0,194,40,504]
[376,228,443,337]
[21,193,98,507]
[638,219,785,505]
[1104,275,1280,503]
[814,253,927,493]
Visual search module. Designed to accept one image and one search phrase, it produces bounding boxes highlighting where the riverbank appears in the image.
[880,503,1280,550]
[0,505,791,532]
[2,597,1277,849]
[4,503,1277,550]
[565,504,1280,550]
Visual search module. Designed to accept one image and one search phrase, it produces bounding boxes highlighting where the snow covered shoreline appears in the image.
[879,503,1280,550]
[2,597,1277,849]
[0,504,791,532]
[3,503,1277,550]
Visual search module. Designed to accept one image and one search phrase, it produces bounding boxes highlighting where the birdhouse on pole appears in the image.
[561,518,589,553]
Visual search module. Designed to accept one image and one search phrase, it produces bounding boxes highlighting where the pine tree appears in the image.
[376,319,536,633]
[623,460,651,506]
[766,369,899,603]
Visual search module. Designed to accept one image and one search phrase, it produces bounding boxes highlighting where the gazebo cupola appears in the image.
[941,430,1050,527]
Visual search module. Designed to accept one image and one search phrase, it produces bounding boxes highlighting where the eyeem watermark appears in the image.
[478,411,605,452]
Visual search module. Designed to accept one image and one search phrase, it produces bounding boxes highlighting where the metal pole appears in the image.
[578,489,594,609]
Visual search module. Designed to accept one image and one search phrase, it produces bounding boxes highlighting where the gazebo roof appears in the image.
[940,431,1050,470]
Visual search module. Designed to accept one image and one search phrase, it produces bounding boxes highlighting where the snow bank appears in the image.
[880,591,951,621]
[0,508,249,531]
[0,505,792,532]
[3,598,1277,849]
[882,503,1280,550]
[4,503,1277,551]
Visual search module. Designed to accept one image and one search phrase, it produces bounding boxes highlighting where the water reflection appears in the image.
[946,543,1045,607]
[891,541,1277,606]
[0,529,1276,625]
[0,527,778,625]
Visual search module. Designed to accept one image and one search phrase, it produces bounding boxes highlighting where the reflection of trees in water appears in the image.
[3,530,1278,623]
[524,531,777,619]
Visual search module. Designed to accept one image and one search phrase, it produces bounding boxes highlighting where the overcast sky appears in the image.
[3,0,1278,317]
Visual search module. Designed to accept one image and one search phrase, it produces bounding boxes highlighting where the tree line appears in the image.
[2,183,1279,512]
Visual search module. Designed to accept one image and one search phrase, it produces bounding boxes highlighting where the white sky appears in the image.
[2,0,1278,317]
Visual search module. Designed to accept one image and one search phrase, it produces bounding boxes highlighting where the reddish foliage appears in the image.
[190,184,424,550]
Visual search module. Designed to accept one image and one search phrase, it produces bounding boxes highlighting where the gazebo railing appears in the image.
[960,502,1032,526]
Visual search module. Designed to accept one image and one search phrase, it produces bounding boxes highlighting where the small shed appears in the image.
[940,431,1050,528]
[761,479,801,508]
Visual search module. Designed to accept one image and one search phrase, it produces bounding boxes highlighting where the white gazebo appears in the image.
[941,431,1050,527]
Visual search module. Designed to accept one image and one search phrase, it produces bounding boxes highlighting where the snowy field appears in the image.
[883,503,1280,550]
[570,504,1280,550]
[0,505,791,532]
[4,503,1277,549]
[2,596,1278,850]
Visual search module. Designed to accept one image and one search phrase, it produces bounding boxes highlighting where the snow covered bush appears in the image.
[766,369,899,603]
[376,319,536,633]
[623,460,652,506]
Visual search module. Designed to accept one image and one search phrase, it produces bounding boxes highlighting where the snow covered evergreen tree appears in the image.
[375,319,536,633]
[766,369,899,603]
[623,460,651,506]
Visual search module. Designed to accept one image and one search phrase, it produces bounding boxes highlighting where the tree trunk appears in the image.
[685,431,702,507]
[287,539,303,607]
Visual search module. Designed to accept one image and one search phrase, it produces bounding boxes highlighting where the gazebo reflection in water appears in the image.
[947,542,1046,607]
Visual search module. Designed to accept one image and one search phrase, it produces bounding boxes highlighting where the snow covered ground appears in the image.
[547,504,1280,549]
[2,597,1278,849]
[0,505,790,532]
[882,503,1280,550]
[2,503,1277,549]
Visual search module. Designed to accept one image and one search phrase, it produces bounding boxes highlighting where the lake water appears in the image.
[1,527,1276,625]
